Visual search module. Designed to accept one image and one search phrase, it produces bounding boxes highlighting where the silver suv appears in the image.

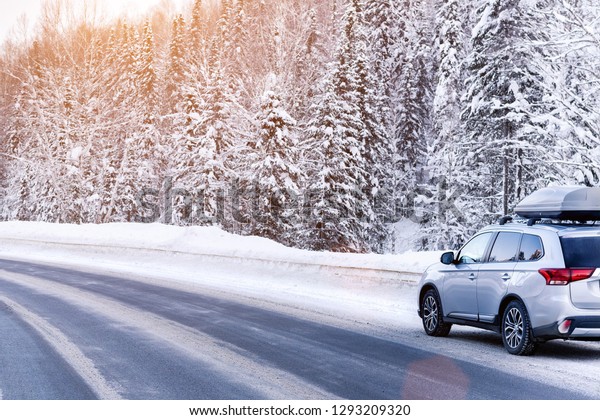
[418,187,600,355]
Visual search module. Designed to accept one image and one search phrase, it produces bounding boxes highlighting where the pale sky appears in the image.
[0,0,188,43]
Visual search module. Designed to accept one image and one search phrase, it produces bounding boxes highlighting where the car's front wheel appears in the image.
[421,289,452,337]
[501,300,536,356]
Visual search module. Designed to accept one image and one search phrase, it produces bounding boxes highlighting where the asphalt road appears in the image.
[0,258,590,400]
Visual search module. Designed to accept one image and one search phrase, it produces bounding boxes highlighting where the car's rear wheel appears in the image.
[421,289,452,337]
[502,300,536,356]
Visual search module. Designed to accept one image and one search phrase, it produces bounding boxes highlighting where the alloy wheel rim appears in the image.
[423,295,438,332]
[504,307,524,349]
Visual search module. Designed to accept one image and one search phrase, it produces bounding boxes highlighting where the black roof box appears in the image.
[514,186,600,221]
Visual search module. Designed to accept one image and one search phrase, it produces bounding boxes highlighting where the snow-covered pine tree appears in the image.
[462,0,553,220]
[432,0,463,137]
[190,0,207,60]
[212,0,252,108]
[305,1,373,253]
[172,85,228,227]
[269,3,328,127]
[167,14,187,112]
[215,0,234,54]
[138,19,157,124]
[133,20,162,221]
[249,90,302,244]
[116,22,140,104]
[352,0,395,253]
[93,20,161,223]
[172,45,240,228]
[421,0,471,249]
[231,0,248,54]
[364,0,399,89]
[390,0,433,223]
[534,0,600,186]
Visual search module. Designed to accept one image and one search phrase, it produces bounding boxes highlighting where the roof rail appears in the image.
[498,216,513,226]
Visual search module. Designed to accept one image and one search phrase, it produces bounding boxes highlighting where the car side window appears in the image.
[518,234,544,261]
[457,232,494,264]
[488,232,522,263]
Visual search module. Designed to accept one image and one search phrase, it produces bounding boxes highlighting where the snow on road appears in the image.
[0,267,336,399]
[0,294,121,400]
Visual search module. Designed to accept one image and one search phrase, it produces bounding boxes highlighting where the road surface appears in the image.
[0,258,595,400]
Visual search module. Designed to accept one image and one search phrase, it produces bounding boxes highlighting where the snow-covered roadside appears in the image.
[0,222,438,274]
[0,221,440,319]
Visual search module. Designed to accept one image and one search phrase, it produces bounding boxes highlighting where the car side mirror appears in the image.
[440,251,456,265]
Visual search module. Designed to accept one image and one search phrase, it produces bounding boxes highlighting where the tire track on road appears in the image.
[0,269,337,399]
[0,297,121,400]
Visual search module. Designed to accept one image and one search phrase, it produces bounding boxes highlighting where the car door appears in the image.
[477,231,521,323]
[442,232,494,321]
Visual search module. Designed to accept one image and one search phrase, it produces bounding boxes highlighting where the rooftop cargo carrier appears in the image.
[514,186,600,221]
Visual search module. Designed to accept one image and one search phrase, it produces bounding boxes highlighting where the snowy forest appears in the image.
[0,0,599,254]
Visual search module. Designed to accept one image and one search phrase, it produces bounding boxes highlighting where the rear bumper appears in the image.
[533,316,600,341]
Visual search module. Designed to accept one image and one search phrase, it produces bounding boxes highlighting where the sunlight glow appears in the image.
[102,0,187,19]
[0,0,189,42]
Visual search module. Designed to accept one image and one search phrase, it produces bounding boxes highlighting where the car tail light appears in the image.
[539,268,595,285]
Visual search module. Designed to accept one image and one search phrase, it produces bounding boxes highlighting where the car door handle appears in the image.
[468,273,476,281]
[501,273,511,281]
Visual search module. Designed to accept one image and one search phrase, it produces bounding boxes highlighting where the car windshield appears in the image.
[560,236,600,267]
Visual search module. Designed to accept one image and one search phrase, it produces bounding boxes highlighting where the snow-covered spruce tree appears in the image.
[109,22,140,106]
[96,21,160,223]
[96,23,131,223]
[190,0,207,60]
[461,0,554,221]
[351,0,395,253]
[171,86,227,226]
[432,0,463,152]
[138,19,158,122]
[364,0,401,89]
[421,0,472,250]
[533,0,600,186]
[389,0,434,223]
[133,19,162,222]
[213,0,235,63]
[167,14,187,112]
[213,0,254,109]
[305,1,374,253]
[249,90,302,244]
[266,3,330,127]
[231,0,248,53]
[172,43,240,228]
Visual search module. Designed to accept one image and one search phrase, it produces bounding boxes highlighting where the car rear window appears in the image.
[560,237,600,267]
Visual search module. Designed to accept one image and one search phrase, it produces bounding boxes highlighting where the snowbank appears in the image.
[0,222,439,277]
[0,222,443,315]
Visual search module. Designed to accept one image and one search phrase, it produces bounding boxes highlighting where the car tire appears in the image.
[421,289,452,337]
[501,300,537,356]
